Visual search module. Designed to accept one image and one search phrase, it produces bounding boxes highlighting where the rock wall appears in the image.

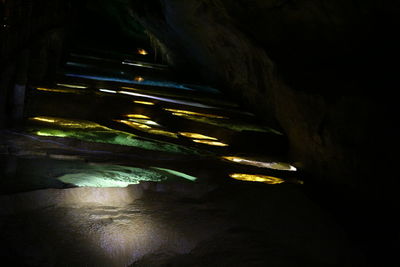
[128,0,400,196]
[0,0,71,127]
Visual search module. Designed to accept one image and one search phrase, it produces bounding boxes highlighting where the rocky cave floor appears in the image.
[0,48,367,266]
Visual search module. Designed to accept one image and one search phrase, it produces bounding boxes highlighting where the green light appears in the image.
[37,130,68,138]
[29,116,201,155]
[57,164,167,187]
[151,167,198,181]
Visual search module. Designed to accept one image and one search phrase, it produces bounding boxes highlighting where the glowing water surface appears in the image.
[165,109,228,119]
[65,73,220,94]
[29,117,199,155]
[165,108,282,134]
[128,119,161,127]
[99,89,117,94]
[117,90,217,109]
[36,87,81,94]
[125,114,150,119]
[0,155,198,191]
[121,87,237,108]
[222,156,297,171]
[56,83,88,89]
[192,139,229,147]
[58,164,167,187]
[151,167,198,182]
[134,100,155,106]
[230,174,285,185]
[117,120,178,139]
[179,132,218,140]
[122,61,166,70]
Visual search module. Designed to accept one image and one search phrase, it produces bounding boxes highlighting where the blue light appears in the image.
[64,73,220,94]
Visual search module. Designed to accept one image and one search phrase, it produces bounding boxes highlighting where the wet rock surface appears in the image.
[0,182,363,267]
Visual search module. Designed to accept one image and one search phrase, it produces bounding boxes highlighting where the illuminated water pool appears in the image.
[29,116,201,155]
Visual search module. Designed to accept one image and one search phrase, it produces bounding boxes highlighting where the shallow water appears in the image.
[1,47,301,194]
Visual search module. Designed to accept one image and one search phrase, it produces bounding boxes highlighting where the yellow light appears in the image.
[192,139,228,147]
[32,117,56,123]
[134,100,155,106]
[230,174,285,184]
[222,156,297,171]
[36,131,67,138]
[125,114,150,119]
[128,119,160,127]
[165,108,228,119]
[30,116,104,129]
[179,132,218,140]
[148,129,178,138]
[134,76,144,82]
[56,83,87,89]
[59,123,84,127]
[117,120,178,138]
[137,48,148,55]
[36,87,77,94]
[118,120,151,129]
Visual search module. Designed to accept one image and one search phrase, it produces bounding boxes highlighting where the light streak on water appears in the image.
[230,174,285,184]
[192,139,229,147]
[57,83,88,89]
[222,156,297,171]
[64,73,220,94]
[118,91,218,109]
[99,89,117,94]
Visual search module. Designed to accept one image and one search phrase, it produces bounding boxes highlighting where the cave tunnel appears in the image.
[1,0,399,266]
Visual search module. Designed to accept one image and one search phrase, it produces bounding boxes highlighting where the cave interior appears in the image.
[0,0,399,266]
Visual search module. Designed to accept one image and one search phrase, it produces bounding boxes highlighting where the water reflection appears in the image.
[119,90,216,109]
[128,119,160,127]
[166,109,281,134]
[36,87,80,94]
[99,89,117,94]
[192,140,229,147]
[222,156,297,171]
[179,132,218,140]
[165,109,228,119]
[125,114,150,119]
[58,164,166,188]
[31,117,103,129]
[56,83,88,89]
[65,73,219,94]
[29,117,198,154]
[116,120,178,139]
[230,173,285,184]
[134,100,155,106]
[151,167,197,182]
[1,155,199,192]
